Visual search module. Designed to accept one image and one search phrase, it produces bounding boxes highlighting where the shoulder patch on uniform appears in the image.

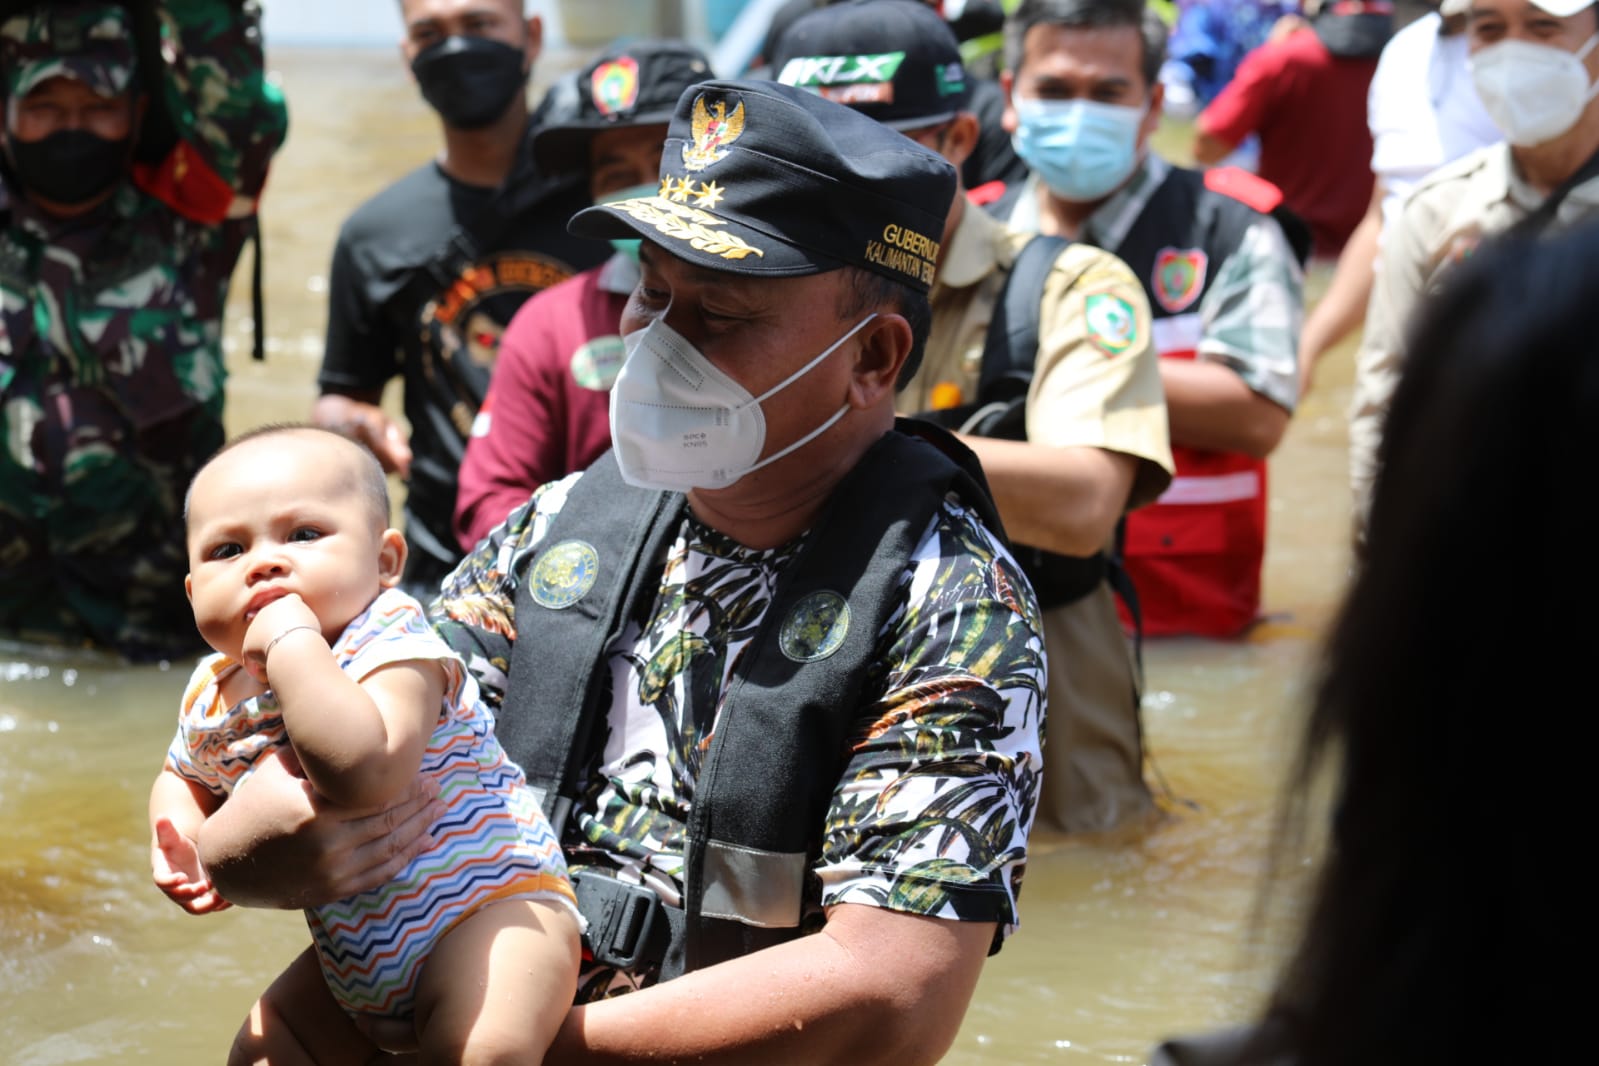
[1152,247,1208,313]
[1085,291,1139,357]
[1203,166,1284,215]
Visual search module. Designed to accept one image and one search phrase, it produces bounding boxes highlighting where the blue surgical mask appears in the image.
[598,182,658,264]
[1011,97,1145,203]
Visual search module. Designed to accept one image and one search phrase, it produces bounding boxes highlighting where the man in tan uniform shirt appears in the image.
[774,0,1174,834]
[1352,0,1599,539]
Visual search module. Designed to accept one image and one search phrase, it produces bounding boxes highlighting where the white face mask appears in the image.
[607,312,876,492]
[1470,34,1599,147]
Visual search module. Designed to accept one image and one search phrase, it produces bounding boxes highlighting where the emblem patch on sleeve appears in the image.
[1085,292,1138,357]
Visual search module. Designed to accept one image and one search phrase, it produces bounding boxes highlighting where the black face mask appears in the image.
[5,128,130,207]
[411,35,529,130]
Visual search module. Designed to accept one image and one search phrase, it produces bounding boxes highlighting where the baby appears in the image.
[148,424,579,1064]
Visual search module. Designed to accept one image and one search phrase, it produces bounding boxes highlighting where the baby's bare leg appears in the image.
[228,945,382,1066]
[413,898,582,1065]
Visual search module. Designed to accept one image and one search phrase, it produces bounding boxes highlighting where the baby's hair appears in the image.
[185,423,392,530]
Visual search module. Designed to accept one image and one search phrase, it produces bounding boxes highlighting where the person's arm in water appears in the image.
[240,593,442,810]
[149,767,231,915]
[1298,181,1383,399]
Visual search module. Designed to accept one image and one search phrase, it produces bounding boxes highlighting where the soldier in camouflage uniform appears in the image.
[0,1,287,659]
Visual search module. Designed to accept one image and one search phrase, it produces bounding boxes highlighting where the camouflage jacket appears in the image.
[0,0,288,659]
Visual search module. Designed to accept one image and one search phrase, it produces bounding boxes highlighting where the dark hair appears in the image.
[185,423,392,532]
[1003,0,1167,88]
[1251,224,1599,1065]
[836,265,932,387]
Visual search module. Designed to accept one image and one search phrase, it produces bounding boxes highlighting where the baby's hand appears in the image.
[242,594,323,683]
[151,817,232,915]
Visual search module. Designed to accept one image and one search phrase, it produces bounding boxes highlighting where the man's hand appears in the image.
[197,748,441,909]
[312,393,413,478]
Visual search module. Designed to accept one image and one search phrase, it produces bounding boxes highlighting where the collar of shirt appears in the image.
[1008,151,1170,249]
[931,202,1011,293]
[1498,140,1599,223]
[1083,152,1170,249]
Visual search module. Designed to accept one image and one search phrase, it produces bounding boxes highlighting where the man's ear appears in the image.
[1000,69,1018,133]
[943,111,982,169]
[523,14,544,69]
[848,312,914,409]
[377,528,408,588]
[1140,80,1164,145]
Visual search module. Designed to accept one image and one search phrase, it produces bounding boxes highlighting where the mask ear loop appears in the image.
[747,313,878,407]
[738,313,880,478]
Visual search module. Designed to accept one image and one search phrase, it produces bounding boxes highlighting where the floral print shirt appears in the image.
[432,467,1046,998]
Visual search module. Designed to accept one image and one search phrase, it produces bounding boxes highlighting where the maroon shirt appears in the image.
[1198,27,1378,258]
[453,262,629,551]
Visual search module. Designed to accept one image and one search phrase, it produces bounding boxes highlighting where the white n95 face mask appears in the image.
[608,312,877,492]
[1470,34,1599,147]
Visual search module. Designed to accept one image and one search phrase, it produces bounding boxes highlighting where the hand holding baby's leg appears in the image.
[413,899,582,1065]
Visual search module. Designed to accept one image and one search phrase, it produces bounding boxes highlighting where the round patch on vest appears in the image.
[779,591,851,663]
[570,336,627,391]
[529,540,600,609]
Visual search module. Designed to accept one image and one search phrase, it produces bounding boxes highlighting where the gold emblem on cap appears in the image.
[610,195,764,260]
[682,95,745,171]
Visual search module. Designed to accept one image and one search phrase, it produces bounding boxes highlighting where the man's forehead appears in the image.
[1020,22,1145,81]
[401,0,523,23]
[1469,0,1592,19]
[20,72,124,102]
[591,122,668,158]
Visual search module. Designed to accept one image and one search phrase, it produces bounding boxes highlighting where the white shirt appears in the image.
[1367,12,1502,227]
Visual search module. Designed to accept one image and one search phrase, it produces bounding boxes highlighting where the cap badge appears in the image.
[682,94,746,171]
[592,56,640,116]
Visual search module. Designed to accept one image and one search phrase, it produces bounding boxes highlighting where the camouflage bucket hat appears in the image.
[0,3,137,100]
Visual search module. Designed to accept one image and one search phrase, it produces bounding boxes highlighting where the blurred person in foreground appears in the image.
[1349,0,1599,543]
[195,78,1046,1065]
[772,0,1173,834]
[0,1,286,660]
[313,0,609,598]
[1152,221,1596,1066]
[453,38,711,549]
